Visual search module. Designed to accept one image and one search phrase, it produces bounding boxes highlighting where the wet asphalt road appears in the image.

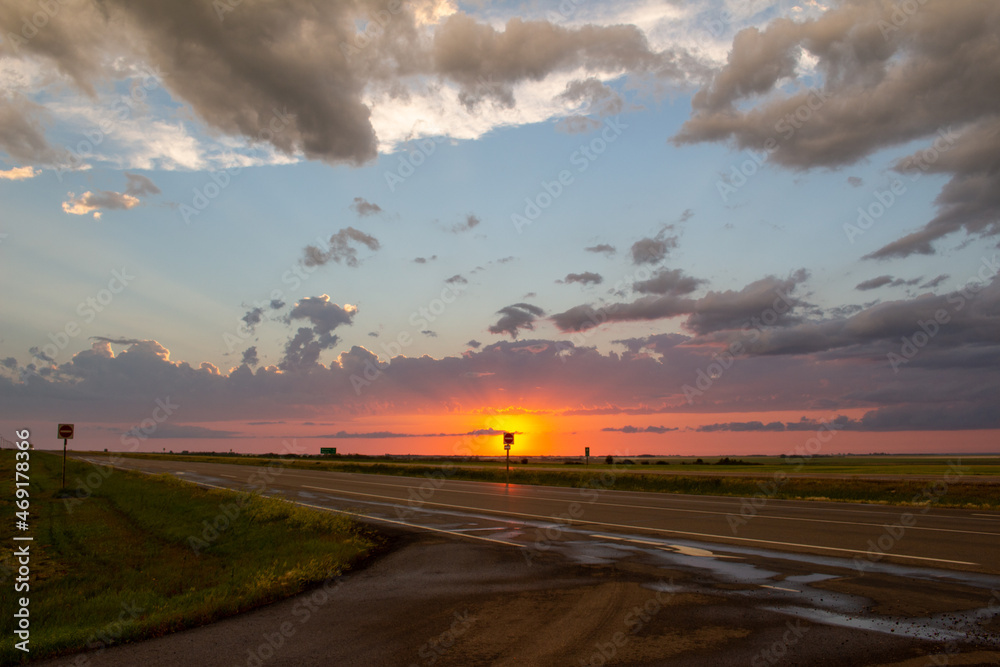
[81,455,1000,576]
[32,455,1000,666]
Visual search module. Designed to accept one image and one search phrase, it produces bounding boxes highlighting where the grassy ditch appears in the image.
[0,451,379,664]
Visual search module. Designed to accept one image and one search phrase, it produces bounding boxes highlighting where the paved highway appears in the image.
[47,454,1000,666]
[79,455,1000,576]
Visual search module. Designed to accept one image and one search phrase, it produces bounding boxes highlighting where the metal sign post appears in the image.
[503,432,514,486]
[57,423,74,489]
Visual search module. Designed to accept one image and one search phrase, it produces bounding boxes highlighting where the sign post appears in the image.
[57,423,74,489]
[503,432,514,486]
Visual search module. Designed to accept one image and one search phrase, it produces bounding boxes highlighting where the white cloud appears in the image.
[367,67,627,152]
[62,190,140,217]
[0,165,37,180]
[42,97,301,172]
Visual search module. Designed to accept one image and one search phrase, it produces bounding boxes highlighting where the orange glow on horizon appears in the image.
[465,407,558,456]
[220,407,1000,458]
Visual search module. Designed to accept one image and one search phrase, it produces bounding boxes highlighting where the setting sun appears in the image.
[464,408,558,457]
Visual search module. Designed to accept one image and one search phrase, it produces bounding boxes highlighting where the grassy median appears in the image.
[0,451,379,664]
[113,452,1000,510]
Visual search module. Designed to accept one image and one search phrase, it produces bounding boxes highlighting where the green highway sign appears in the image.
[320,447,337,455]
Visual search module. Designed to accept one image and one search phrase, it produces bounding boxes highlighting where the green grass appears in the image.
[0,451,379,664]
[108,452,1000,510]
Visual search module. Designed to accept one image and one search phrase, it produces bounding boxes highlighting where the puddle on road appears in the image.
[765,605,1000,645]
[553,529,1000,647]
[278,486,1000,647]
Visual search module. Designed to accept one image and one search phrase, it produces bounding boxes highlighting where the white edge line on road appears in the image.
[75,456,996,529]
[302,485,978,567]
[760,585,800,593]
[288,471,1000,538]
[77,461,527,549]
[190,481,526,549]
[79,459,980,567]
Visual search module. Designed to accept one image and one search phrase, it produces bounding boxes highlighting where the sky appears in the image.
[1,0,998,457]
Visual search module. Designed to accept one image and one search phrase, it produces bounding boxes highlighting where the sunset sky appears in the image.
[1,0,998,456]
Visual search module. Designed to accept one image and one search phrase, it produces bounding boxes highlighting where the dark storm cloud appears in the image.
[280,327,326,371]
[630,234,677,265]
[316,428,509,439]
[1,1,699,167]
[602,425,678,434]
[684,270,809,335]
[452,214,481,233]
[848,403,1000,431]
[551,270,808,334]
[27,347,53,363]
[633,268,705,296]
[62,190,139,215]
[855,275,894,291]
[242,307,264,331]
[855,275,921,291]
[240,300,282,332]
[89,336,147,347]
[612,333,687,357]
[433,14,687,110]
[488,303,545,339]
[557,77,624,117]
[124,173,160,196]
[302,227,380,268]
[550,294,695,333]
[287,296,355,336]
[920,275,949,290]
[280,295,357,371]
[350,197,382,217]
[4,332,998,433]
[701,405,1000,433]
[560,272,603,286]
[736,266,1000,357]
[96,1,376,165]
[0,95,62,165]
[697,421,786,432]
[672,0,1000,258]
[130,423,240,439]
[241,346,259,367]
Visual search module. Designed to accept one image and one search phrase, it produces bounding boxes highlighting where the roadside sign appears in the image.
[320,447,337,455]
[502,433,513,484]
[585,447,590,456]
[57,423,74,490]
